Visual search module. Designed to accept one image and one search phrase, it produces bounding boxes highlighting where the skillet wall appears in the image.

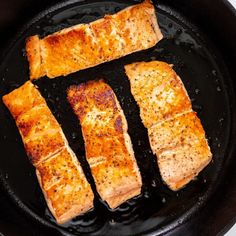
[0,0,236,236]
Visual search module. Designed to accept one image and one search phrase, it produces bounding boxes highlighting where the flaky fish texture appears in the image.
[2,81,94,224]
[67,80,142,208]
[125,61,212,191]
[26,0,163,80]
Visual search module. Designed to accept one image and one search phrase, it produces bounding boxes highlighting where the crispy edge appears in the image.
[36,169,58,221]
[141,0,163,41]
[26,35,46,80]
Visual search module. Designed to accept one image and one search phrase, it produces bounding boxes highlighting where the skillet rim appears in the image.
[0,0,236,235]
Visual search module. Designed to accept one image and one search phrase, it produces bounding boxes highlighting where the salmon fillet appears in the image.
[125,61,212,190]
[67,80,142,208]
[26,0,163,80]
[2,81,94,224]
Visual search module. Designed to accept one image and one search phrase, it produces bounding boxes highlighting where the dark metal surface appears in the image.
[0,0,235,235]
[0,185,57,236]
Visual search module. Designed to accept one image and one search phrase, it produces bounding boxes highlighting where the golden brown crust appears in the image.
[125,61,192,128]
[2,82,94,223]
[26,0,163,80]
[16,104,65,164]
[26,36,46,80]
[67,80,142,208]
[41,24,101,78]
[125,61,212,190]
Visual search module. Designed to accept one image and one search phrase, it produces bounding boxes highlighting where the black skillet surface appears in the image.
[0,0,236,235]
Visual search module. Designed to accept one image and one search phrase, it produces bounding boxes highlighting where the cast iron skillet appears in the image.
[0,0,236,235]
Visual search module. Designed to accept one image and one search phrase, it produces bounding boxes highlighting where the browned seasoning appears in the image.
[2,81,94,224]
[67,79,142,209]
[125,61,212,191]
[26,0,163,80]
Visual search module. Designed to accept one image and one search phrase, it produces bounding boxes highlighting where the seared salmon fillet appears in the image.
[67,80,142,208]
[125,61,212,190]
[2,81,94,224]
[26,0,163,80]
